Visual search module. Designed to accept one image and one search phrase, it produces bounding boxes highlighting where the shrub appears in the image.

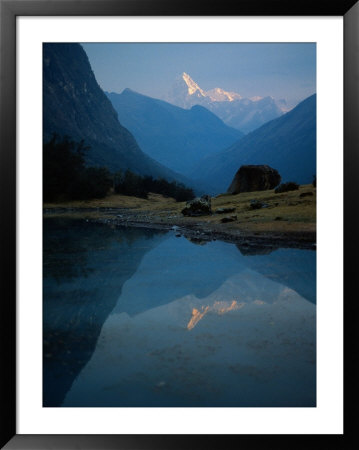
[274,182,299,194]
[114,170,195,202]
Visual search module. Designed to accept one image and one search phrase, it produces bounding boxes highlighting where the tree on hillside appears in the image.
[43,134,112,202]
[114,170,195,202]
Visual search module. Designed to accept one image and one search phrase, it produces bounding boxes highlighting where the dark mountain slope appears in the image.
[190,94,316,194]
[106,89,243,176]
[43,43,191,183]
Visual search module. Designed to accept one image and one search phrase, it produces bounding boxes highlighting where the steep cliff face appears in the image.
[43,43,187,181]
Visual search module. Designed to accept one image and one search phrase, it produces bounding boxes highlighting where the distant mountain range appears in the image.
[43,43,193,186]
[43,45,316,197]
[165,72,288,133]
[189,94,316,194]
[106,89,243,176]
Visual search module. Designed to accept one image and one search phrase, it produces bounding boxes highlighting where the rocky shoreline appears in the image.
[44,206,316,251]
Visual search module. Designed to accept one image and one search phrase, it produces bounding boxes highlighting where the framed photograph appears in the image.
[1,0,357,448]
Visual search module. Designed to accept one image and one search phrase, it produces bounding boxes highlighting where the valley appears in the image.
[44,183,316,247]
[42,42,317,409]
[106,88,243,175]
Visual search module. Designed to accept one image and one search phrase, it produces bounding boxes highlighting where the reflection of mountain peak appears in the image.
[187,300,245,330]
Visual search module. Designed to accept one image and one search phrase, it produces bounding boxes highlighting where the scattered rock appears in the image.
[299,191,314,198]
[181,195,212,216]
[227,165,281,194]
[221,215,237,223]
[214,207,236,214]
[249,200,268,210]
[275,182,299,193]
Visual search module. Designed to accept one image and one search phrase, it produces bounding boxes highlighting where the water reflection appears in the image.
[187,300,245,330]
[43,227,316,408]
[43,218,167,406]
[237,244,316,304]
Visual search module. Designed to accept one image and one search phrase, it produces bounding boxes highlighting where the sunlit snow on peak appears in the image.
[206,87,242,102]
[182,72,206,97]
[182,73,241,102]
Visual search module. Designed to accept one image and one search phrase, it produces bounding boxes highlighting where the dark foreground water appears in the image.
[43,218,316,407]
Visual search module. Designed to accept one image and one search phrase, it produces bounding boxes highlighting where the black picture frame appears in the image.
[1,0,357,448]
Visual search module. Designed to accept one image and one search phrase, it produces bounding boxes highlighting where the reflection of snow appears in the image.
[63,259,316,407]
[187,300,246,330]
[187,306,210,330]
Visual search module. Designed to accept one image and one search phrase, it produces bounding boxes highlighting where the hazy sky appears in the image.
[81,43,316,106]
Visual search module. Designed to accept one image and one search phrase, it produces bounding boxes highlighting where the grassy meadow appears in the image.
[44,184,316,238]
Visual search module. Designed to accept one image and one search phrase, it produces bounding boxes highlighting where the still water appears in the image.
[43,218,316,407]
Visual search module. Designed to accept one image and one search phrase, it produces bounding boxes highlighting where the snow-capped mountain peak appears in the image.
[182,73,241,102]
[182,72,206,97]
[250,96,263,102]
[166,72,287,133]
[206,87,242,102]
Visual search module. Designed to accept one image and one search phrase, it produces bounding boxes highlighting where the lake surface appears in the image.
[43,218,316,407]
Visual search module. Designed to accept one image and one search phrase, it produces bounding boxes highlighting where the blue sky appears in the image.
[82,43,316,106]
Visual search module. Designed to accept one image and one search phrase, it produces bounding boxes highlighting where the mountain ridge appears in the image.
[165,72,286,133]
[43,43,194,187]
[189,93,316,194]
[106,88,243,176]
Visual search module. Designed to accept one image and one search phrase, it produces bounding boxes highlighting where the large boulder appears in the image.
[181,195,212,216]
[227,165,281,194]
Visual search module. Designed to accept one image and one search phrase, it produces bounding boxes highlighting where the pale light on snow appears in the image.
[182,72,242,102]
[182,72,206,97]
